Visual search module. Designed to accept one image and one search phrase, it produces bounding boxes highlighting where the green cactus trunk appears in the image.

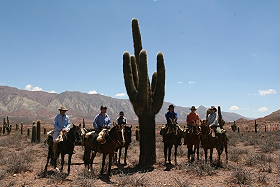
[123,19,165,167]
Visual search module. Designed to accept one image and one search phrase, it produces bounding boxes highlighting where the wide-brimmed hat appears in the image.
[58,106,68,111]
[100,105,107,110]
[168,104,175,110]
[190,106,197,111]
[119,111,124,115]
[210,106,217,111]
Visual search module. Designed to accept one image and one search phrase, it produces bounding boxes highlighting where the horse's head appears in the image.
[109,125,125,147]
[200,120,210,134]
[68,124,83,145]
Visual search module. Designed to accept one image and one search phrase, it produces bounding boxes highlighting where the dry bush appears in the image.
[0,181,16,187]
[115,173,148,187]
[76,179,98,187]
[245,153,273,166]
[173,177,191,187]
[4,149,33,174]
[259,163,272,173]
[229,148,248,162]
[0,169,6,180]
[260,139,280,153]
[257,172,268,184]
[231,168,252,185]
[184,161,216,177]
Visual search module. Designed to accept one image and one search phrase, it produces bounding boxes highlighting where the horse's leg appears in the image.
[83,148,90,171]
[204,148,208,163]
[187,145,191,162]
[164,144,167,165]
[67,154,72,175]
[209,148,213,163]
[124,145,128,165]
[168,145,172,164]
[191,145,195,162]
[45,147,51,171]
[174,145,178,165]
[100,153,107,175]
[90,151,97,172]
[196,144,199,161]
[60,153,65,172]
[118,147,122,164]
[107,153,113,177]
[225,142,228,163]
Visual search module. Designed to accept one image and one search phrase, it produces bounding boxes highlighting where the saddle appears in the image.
[96,129,109,144]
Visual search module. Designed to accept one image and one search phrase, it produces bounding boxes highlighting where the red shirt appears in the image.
[187,112,200,125]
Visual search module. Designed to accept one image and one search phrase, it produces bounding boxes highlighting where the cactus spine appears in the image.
[123,19,165,166]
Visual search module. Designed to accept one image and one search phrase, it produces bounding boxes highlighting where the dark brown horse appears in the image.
[200,120,228,164]
[117,125,132,165]
[184,126,200,162]
[83,125,125,177]
[160,121,184,165]
[45,124,82,175]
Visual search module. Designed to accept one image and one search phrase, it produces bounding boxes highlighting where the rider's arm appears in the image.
[63,115,72,132]
[106,115,112,128]
[93,115,100,129]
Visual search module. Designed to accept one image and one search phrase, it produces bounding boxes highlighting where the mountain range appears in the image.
[0,86,248,124]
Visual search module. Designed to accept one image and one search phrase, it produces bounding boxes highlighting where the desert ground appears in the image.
[0,122,279,187]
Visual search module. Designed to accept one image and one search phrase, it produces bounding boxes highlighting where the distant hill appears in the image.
[260,110,280,122]
[0,86,247,123]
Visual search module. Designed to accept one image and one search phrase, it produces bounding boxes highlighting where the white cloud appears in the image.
[24,84,57,93]
[258,89,277,96]
[229,105,239,111]
[115,93,127,97]
[88,90,98,94]
[258,107,268,112]
[177,81,184,84]
[25,84,43,91]
[188,81,196,85]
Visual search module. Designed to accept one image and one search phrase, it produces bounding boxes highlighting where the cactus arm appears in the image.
[132,19,143,66]
[151,72,157,93]
[130,55,139,89]
[152,53,165,114]
[137,50,149,112]
[123,52,138,104]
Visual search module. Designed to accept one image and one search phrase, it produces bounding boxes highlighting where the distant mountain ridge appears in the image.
[0,86,247,123]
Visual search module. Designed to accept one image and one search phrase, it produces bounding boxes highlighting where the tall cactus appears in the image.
[123,19,165,166]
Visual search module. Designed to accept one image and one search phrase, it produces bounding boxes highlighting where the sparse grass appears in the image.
[0,181,16,187]
[245,152,274,166]
[115,173,148,187]
[231,168,252,185]
[4,149,33,174]
[182,161,216,177]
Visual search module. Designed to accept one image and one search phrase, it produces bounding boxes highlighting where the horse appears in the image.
[200,120,228,164]
[83,125,125,177]
[160,120,184,165]
[117,125,132,165]
[184,125,200,162]
[45,124,82,175]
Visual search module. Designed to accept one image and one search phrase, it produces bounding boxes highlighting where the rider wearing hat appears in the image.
[186,106,200,132]
[116,111,127,126]
[53,106,72,163]
[165,104,178,125]
[206,106,225,137]
[93,105,112,132]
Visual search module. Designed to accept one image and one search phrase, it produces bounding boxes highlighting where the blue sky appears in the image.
[0,0,279,118]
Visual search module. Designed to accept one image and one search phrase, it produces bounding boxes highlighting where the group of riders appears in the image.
[52,104,226,160]
[163,104,226,138]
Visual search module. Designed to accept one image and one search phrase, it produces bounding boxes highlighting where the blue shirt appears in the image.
[93,113,112,130]
[165,111,178,124]
[54,114,72,131]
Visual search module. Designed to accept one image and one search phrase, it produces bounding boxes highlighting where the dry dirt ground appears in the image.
[0,123,279,187]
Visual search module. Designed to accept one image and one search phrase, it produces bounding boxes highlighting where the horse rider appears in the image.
[53,106,72,162]
[116,111,127,126]
[206,106,225,137]
[93,106,112,143]
[186,106,200,133]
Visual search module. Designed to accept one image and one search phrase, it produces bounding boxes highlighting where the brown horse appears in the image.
[184,126,200,162]
[83,125,125,177]
[200,120,228,164]
[160,121,184,165]
[117,125,132,165]
[45,124,82,175]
